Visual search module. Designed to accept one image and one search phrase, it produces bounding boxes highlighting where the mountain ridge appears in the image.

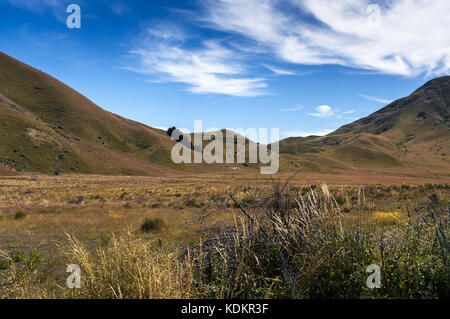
[1,51,449,176]
[276,76,449,174]
[0,51,179,175]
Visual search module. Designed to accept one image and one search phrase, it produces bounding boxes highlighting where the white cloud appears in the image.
[307,105,358,119]
[359,94,393,104]
[262,64,295,75]
[203,0,450,76]
[146,23,186,42]
[308,105,335,118]
[130,30,267,96]
[281,129,334,138]
[144,79,168,84]
[280,105,303,112]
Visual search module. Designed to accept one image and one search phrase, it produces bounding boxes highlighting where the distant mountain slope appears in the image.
[334,77,450,139]
[0,51,177,175]
[1,51,448,176]
[277,77,450,174]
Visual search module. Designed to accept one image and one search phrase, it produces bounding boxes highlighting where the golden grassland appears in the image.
[0,172,449,298]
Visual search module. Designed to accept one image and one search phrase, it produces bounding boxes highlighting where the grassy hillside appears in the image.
[277,77,450,174]
[0,51,181,175]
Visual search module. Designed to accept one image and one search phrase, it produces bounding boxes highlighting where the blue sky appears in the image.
[1,0,449,140]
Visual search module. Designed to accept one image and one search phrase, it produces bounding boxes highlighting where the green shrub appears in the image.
[140,217,165,233]
[0,256,12,270]
[27,250,43,270]
[101,235,112,246]
[14,210,26,220]
[334,195,346,205]
[12,251,26,263]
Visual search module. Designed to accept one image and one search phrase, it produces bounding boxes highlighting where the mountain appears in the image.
[277,77,450,175]
[0,51,181,175]
[1,51,449,176]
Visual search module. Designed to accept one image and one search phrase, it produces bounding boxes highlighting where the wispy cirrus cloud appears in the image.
[128,0,450,97]
[146,23,186,42]
[202,0,450,76]
[359,94,393,104]
[280,105,303,112]
[262,64,296,75]
[129,27,267,97]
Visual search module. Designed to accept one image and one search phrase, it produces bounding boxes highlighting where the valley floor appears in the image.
[0,172,449,298]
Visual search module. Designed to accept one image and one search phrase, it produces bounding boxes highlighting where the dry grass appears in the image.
[0,174,449,299]
[372,211,404,226]
[65,232,196,299]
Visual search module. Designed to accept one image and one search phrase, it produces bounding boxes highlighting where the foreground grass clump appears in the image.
[1,232,197,298]
[189,184,449,298]
[65,233,196,299]
[189,184,373,298]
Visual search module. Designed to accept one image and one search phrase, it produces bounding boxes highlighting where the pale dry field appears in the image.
[0,172,449,297]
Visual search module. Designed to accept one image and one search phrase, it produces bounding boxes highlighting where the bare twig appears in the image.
[226,195,255,224]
